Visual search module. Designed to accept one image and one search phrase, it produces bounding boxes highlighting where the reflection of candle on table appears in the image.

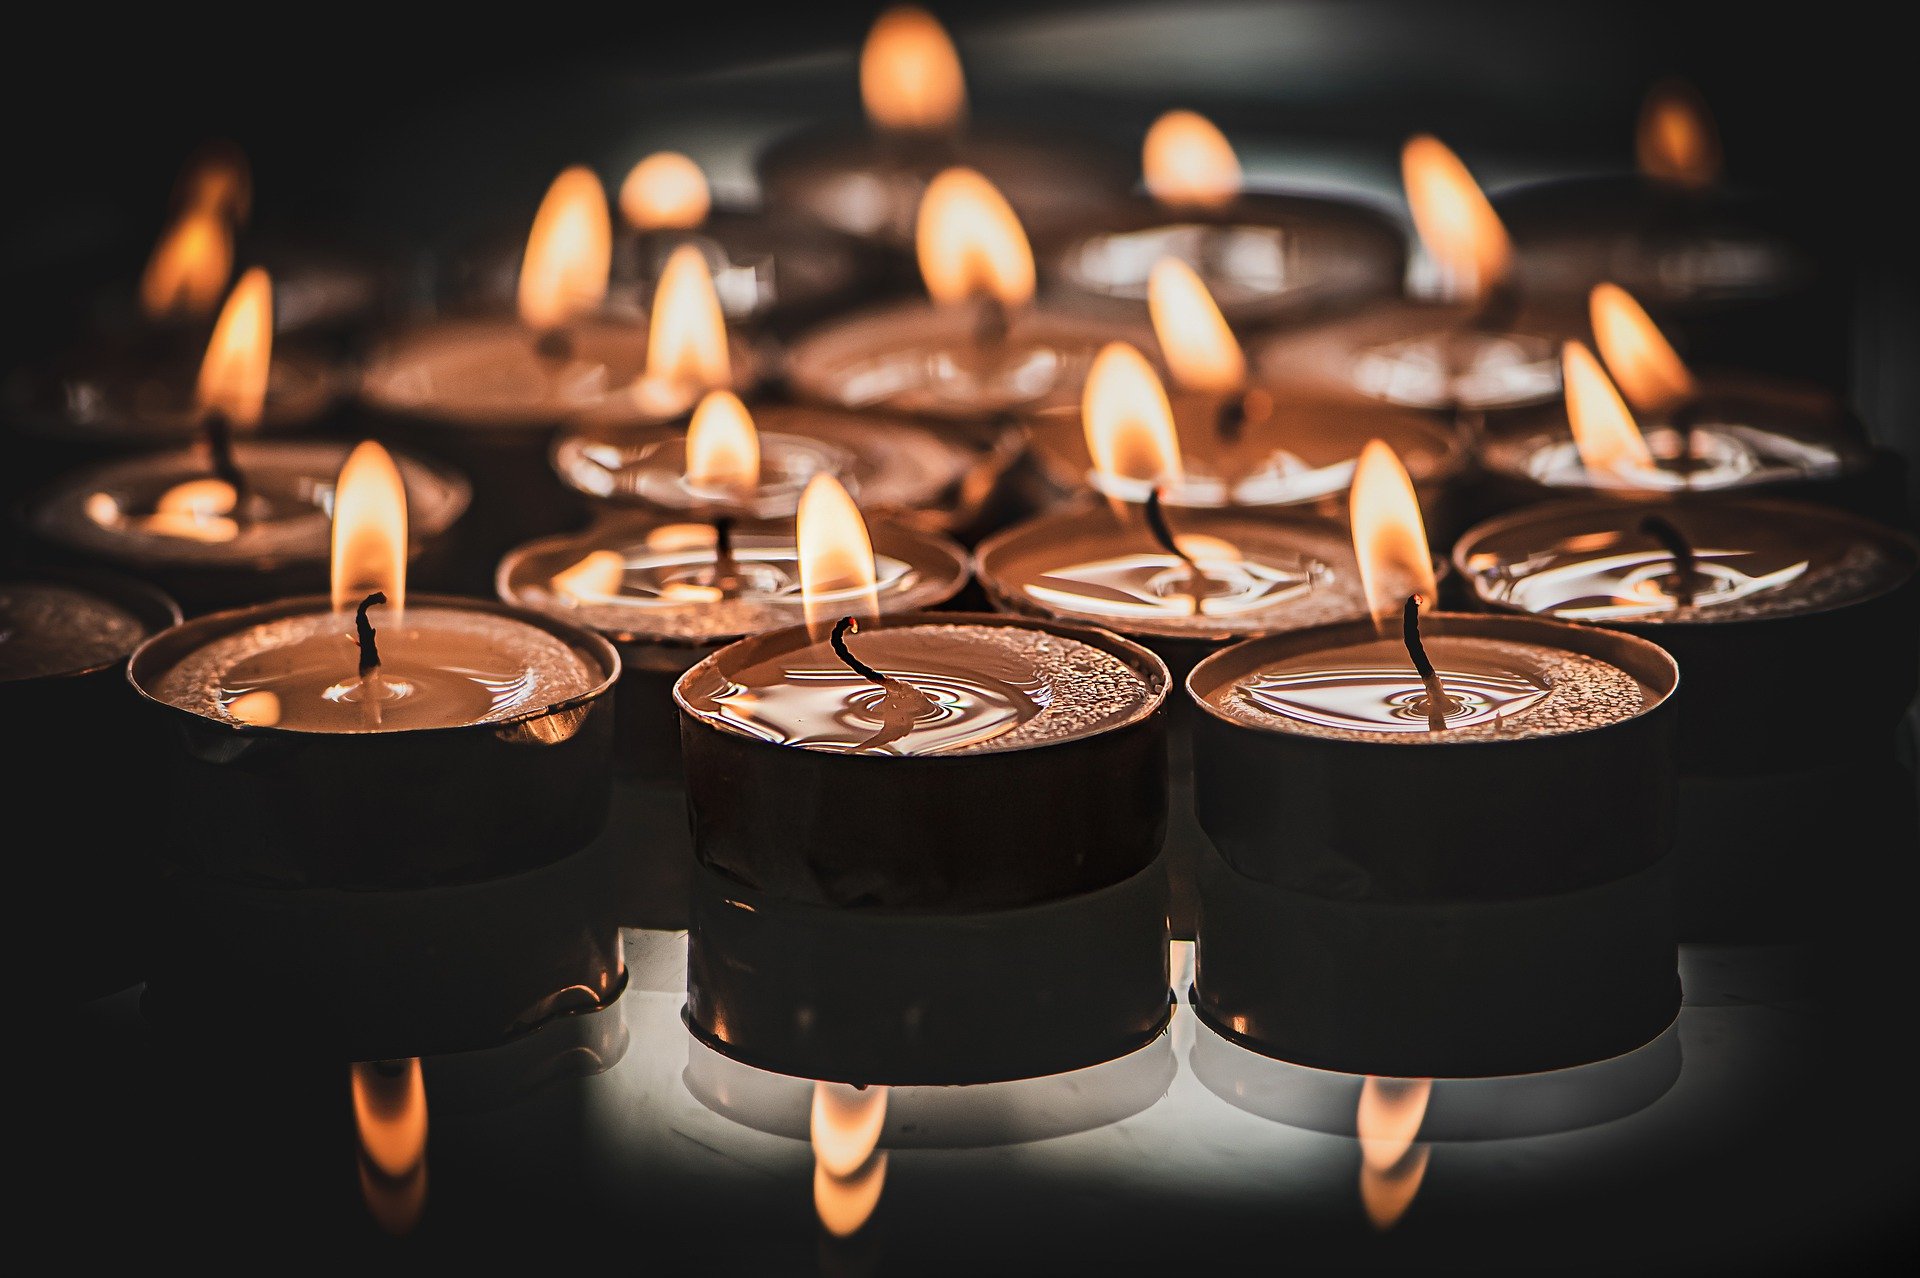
[1045,109,1404,325]
[351,1058,429,1237]
[1357,1076,1430,1232]
[757,6,1126,252]
[787,166,1151,420]
[812,1081,888,1239]
[1186,441,1681,1077]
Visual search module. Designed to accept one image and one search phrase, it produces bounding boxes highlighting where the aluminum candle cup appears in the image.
[613,208,875,333]
[673,611,1173,1084]
[974,500,1374,936]
[552,402,1020,542]
[499,516,971,777]
[1187,612,1682,1078]
[1041,191,1406,328]
[1,569,181,1000]
[126,594,625,1055]
[25,440,469,611]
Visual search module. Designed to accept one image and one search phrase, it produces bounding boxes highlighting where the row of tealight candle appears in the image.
[4,6,1914,1080]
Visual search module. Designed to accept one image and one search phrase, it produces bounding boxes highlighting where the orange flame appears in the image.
[620,151,712,230]
[1563,340,1655,482]
[1589,282,1695,414]
[195,268,273,430]
[1083,342,1183,490]
[645,244,733,390]
[798,473,879,637]
[1357,1076,1430,1232]
[1361,1146,1430,1232]
[861,5,966,132]
[1401,135,1511,301]
[518,166,613,334]
[140,208,234,320]
[552,549,626,603]
[351,1059,428,1238]
[1637,80,1721,190]
[685,390,761,495]
[142,478,239,542]
[176,142,252,223]
[812,1082,889,1238]
[1148,258,1246,393]
[1143,110,1242,211]
[331,440,408,618]
[915,167,1035,307]
[1351,438,1437,633]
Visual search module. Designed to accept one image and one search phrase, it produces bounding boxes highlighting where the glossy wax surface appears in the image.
[0,581,150,681]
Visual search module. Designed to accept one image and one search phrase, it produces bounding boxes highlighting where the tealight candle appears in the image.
[128,440,624,1056]
[1251,135,1561,414]
[785,167,1154,421]
[1041,110,1404,326]
[1184,421,1682,1076]
[756,6,1128,254]
[25,273,467,609]
[674,606,1172,1084]
[358,168,762,582]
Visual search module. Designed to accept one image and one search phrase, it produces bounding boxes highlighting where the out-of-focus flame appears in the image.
[1401,135,1511,301]
[798,473,879,637]
[351,1059,428,1238]
[176,141,252,223]
[1563,340,1655,482]
[1142,110,1242,211]
[1361,1145,1430,1232]
[150,478,239,542]
[518,166,612,334]
[685,390,761,495]
[619,151,712,230]
[1084,342,1183,490]
[1351,438,1437,634]
[332,440,408,618]
[1148,258,1246,393]
[1637,80,1721,190]
[861,5,966,132]
[195,268,274,429]
[1589,283,1695,414]
[812,1081,889,1238]
[915,167,1035,308]
[645,245,733,391]
[552,549,626,604]
[140,208,234,320]
[1356,1075,1431,1232]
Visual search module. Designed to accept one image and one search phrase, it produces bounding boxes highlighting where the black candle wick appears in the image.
[1662,396,1707,478]
[355,591,386,680]
[1468,276,1521,337]
[1215,385,1271,447]
[1639,513,1699,608]
[1401,595,1452,732]
[1144,486,1217,606]
[829,616,888,687]
[534,326,575,363]
[711,513,739,594]
[830,616,937,753]
[202,409,250,518]
[972,295,1010,351]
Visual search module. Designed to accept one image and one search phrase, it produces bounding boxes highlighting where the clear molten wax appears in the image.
[1514,422,1844,493]
[0,583,149,681]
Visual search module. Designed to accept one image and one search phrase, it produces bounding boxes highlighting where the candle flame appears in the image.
[620,151,712,230]
[1143,110,1242,211]
[1361,1145,1429,1231]
[797,473,879,638]
[331,440,408,619]
[518,166,613,334]
[140,207,234,320]
[916,167,1035,308]
[1357,1076,1430,1232]
[1147,258,1246,393]
[351,1059,428,1237]
[861,5,966,133]
[1351,438,1437,634]
[1589,282,1695,414]
[685,390,761,494]
[645,244,733,390]
[1401,135,1511,302]
[195,268,274,430]
[552,550,626,604]
[1637,79,1720,190]
[1563,340,1655,482]
[176,142,251,223]
[139,477,239,542]
[1084,341,1183,490]
[812,1081,888,1238]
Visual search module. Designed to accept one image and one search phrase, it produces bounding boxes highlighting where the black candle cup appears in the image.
[1187,613,1682,1078]
[3,568,180,1001]
[1452,498,1920,774]
[1037,191,1407,328]
[674,611,1174,1084]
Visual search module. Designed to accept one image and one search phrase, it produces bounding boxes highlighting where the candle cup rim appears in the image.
[1184,609,1680,747]
[672,609,1171,760]
[2,566,183,684]
[1037,186,1409,247]
[126,592,621,738]
[1451,495,1920,629]
[495,516,973,651]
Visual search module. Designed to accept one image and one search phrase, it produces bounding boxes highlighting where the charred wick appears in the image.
[1401,594,1452,732]
[1639,513,1699,607]
[972,295,1010,351]
[202,410,250,517]
[830,616,889,688]
[711,514,739,593]
[534,326,575,363]
[355,591,387,679]
[1469,278,1521,336]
